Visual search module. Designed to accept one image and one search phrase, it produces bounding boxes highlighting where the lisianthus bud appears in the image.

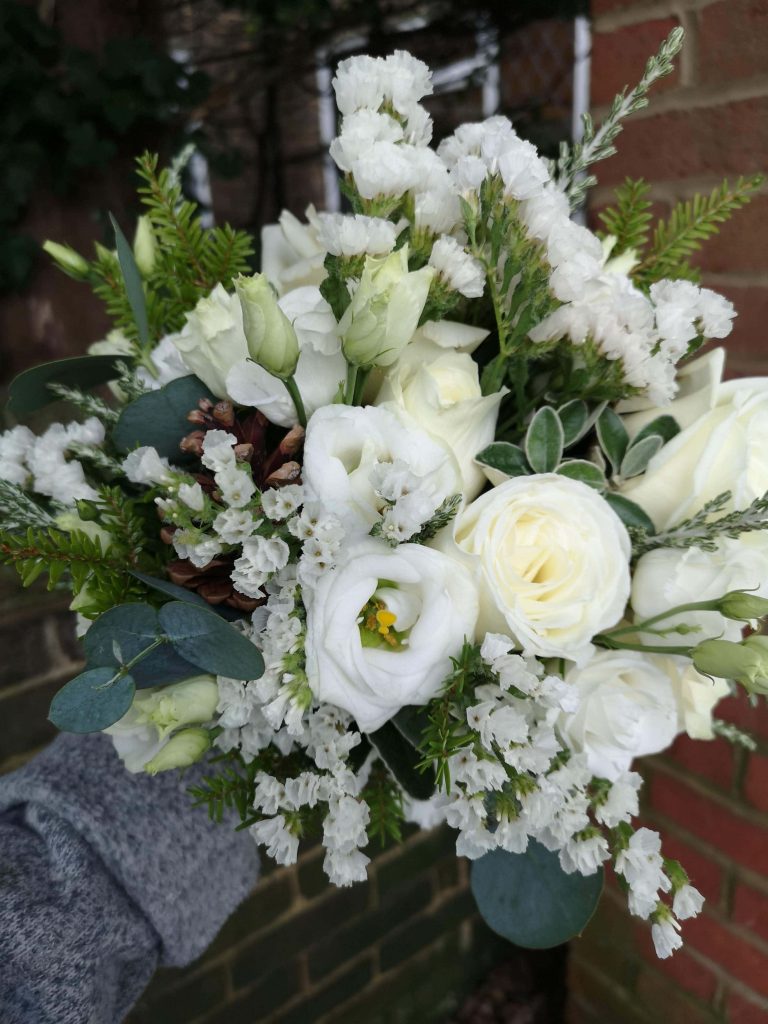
[234,273,299,379]
[143,675,219,738]
[718,591,768,621]
[339,247,434,368]
[133,215,157,276]
[144,727,212,775]
[692,636,768,692]
[42,241,89,280]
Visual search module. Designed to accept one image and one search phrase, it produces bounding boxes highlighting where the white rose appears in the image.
[305,538,479,732]
[631,536,768,647]
[226,286,346,428]
[621,356,768,528]
[303,404,460,535]
[173,284,248,398]
[658,655,730,740]
[558,651,679,780]
[451,475,631,662]
[376,339,506,500]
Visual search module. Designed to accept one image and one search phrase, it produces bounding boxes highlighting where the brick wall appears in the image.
[567,1,768,1021]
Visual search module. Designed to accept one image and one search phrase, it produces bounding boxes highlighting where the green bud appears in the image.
[718,590,768,621]
[339,247,434,368]
[42,241,89,280]
[132,215,157,277]
[692,636,768,693]
[141,675,219,739]
[144,727,212,775]
[234,273,299,379]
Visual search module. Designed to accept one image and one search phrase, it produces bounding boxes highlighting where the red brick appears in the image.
[592,19,680,107]
[716,692,768,742]
[685,912,768,998]
[649,774,768,877]
[663,735,735,794]
[597,99,768,186]
[692,195,768,276]
[592,0,653,14]
[699,0,768,86]
[733,883,768,944]
[650,828,724,905]
[744,753,768,814]
[727,988,768,1023]
[635,929,719,1004]
[635,962,722,1024]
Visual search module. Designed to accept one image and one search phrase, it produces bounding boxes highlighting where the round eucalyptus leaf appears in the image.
[158,601,265,680]
[113,376,213,461]
[470,842,604,949]
[49,668,135,733]
[6,355,125,416]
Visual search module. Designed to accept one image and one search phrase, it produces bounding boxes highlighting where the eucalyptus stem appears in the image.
[283,375,307,428]
[99,635,167,689]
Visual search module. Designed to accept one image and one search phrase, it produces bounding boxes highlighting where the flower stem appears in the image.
[602,600,722,639]
[283,375,307,428]
[594,634,693,656]
[344,364,358,405]
[352,367,371,405]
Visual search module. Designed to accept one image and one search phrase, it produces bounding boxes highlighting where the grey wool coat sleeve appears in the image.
[0,733,260,1024]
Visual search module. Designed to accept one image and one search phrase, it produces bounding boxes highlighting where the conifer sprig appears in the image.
[599,178,653,257]
[630,491,768,556]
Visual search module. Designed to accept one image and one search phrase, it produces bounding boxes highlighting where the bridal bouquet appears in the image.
[3,30,768,958]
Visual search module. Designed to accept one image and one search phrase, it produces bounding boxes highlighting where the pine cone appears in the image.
[166,556,264,612]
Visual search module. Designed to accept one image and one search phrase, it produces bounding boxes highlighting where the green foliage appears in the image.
[408,495,462,544]
[635,176,763,286]
[712,718,756,751]
[188,750,263,824]
[525,406,564,473]
[0,481,55,532]
[630,491,768,556]
[6,355,125,416]
[49,667,135,733]
[157,601,265,680]
[0,1,210,293]
[598,178,653,256]
[113,375,215,461]
[46,383,119,424]
[368,722,436,800]
[470,841,604,949]
[363,760,406,846]
[554,27,684,208]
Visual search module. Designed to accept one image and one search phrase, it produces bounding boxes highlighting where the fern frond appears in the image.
[599,178,653,256]
[636,175,763,285]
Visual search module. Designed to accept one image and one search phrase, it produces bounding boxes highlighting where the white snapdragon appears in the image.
[315,212,397,257]
[428,236,485,298]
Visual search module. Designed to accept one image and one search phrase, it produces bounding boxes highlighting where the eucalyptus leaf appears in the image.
[596,408,629,474]
[368,720,435,800]
[83,601,200,688]
[6,355,124,416]
[620,435,663,479]
[603,492,656,534]
[525,407,564,474]
[556,460,607,490]
[470,841,604,949]
[158,601,265,680]
[113,375,213,461]
[557,400,588,448]
[632,414,680,448]
[475,442,529,478]
[110,213,150,348]
[128,571,242,621]
[49,668,135,733]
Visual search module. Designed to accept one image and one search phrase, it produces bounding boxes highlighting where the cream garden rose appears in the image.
[621,366,768,528]
[305,539,478,732]
[558,650,679,780]
[375,339,506,500]
[451,474,631,662]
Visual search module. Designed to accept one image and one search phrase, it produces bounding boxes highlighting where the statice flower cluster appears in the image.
[0,418,105,504]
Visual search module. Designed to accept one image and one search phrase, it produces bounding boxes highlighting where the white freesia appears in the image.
[558,651,679,780]
[226,287,346,428]
[631,537,768,646]
[173,284,248,398]
[621,371,768,528]
[303,404,460,534]
[450,475,631,662]
[305,538,478,732]
[375,339,505,500]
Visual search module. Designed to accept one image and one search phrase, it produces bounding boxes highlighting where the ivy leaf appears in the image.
[471,841,604,949]
[596,408,630,475]
[556,460,607,490]
[603,492,656,534]
[6,355,124,416]
[620,435,663,479]
[113,375,213,461]
[110,213,149,348]
[158,601,265,680]
[368,720,436,800]
[475,442,529,478]
[49,668,135,733]
[525,407,564,474]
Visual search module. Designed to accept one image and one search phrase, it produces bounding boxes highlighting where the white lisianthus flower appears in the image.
[339,247,434,368]
[558,651,679,780]
[226,287,346,428]
[304,538,478,732]
[428,236,485,298]
[173,283,248,398]
[375,339,505,500]
[303,404,460,535]
[449,475,631,662]
[621,374,768,528]
[261,206,326,295]
[657,655,731,740]
[631,536,768,646]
